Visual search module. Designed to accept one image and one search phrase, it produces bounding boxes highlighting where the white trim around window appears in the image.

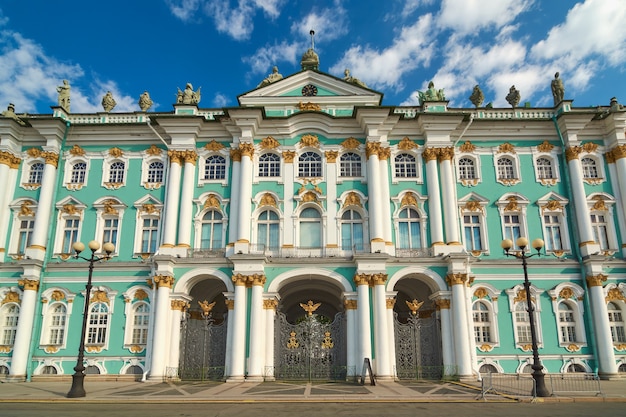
[506,284,544,349]
[548,283,587,349]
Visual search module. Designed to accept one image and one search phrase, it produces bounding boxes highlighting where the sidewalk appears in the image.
[0,379,625,403]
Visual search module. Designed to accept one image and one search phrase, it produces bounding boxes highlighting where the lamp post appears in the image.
[501,237,550,397]
[67,240,115,398]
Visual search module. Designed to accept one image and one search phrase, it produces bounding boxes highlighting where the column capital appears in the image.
[354,273,371,286]
[422,147,439,161]
[385,297,396,309]
[171,299,190,311]
[225,299,235,310]
[182,150,198,165]
[378,147,391,160]
[42,151,59,167]
[18,278,40,291]
[371,273,388,286]
[282,150,296,163]
[230,148,242,162]
[565,146,582,162]
[167,150,184,165]
[263,299,278,310]
[437,147,455,161]
[239,143,255,158]
[325,150,338,163]
[232,273,249,286]
[435,298,451,310]
[344,299,358,310]
[446,273,468,286]
[0,150,22,168]
[153,275,175,289]
[611,144,626,161]
[365,142,381,159]
[250,274,267,287]
[586,273,608,287]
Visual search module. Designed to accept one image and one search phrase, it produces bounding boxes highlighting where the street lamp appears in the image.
[501,237,550,397]
[67,240,115,398]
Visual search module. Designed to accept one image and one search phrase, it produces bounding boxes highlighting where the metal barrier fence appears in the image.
[480,373,536,399]
[548,373,604,397]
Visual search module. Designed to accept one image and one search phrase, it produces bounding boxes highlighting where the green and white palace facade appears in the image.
[1,53,626,383]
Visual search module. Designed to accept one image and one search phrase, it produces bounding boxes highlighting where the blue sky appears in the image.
[0,0,624,114]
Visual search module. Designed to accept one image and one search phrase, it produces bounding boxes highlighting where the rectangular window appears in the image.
[463,215,483,251]
[17,219,34,254]
[102,218,119,247]
[591,213,610,250]
[515,311,532,343]
[503,214,521,246]
[543,214,563,251]
[62,218,80,254]
[141,218,159,253]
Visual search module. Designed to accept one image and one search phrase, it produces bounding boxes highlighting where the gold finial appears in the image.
[405,299,424,315]
[300,300,321,316]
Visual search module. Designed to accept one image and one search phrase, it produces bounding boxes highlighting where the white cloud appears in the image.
[203,0,285,41]
[290,2,348,44]
[438,0,533,34]
[531,0,626,66]
[212,93,230,107]
[244,40,301,75]
[330,14,436,92]
[166,0,202,22]
[400,0,434,18]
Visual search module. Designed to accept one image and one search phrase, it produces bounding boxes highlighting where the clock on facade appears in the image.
[301,84,318,97]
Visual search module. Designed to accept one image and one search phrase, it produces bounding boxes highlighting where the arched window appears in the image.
[0,304,20,345]
[108,161,125,183]
[397,208,421,249]
[536,157,554,179]
[131,303,150,345]
[28,162,44,184]
[608,302,626,343]
[47,304,67,345]
[87,303,108,345]
[204,155,226,180]
[395,153,417,178]
[581,157,599,179]
[567,364,586,373]
[258,153,280,177]
[558,302,577,343]
[479,364,498,374]
[497,157,515,179]
[126,365,143,375]
[340,209,364,250]
[458,157,476,180]
[257,210,280,250]
[299,207,322,248]
[473,301,492,343]
[70,162,87,184]
[41,365,58,374]
[340,153,362,177]
[200,210,223,249]
[298,152,322,177]
[147,161,164,183]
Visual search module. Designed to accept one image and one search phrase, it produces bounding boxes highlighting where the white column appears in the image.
[344,297,358,377]
[167,300,188,372]
[26,153,58,260]
[228,150,241,245]
[610,148,626,254]
[435,297,455,376]
[378,150,393,249]
[586,274,618,376]
[228,275,247,381]
[236,144,254,244]
[263,297,278,380]
[176,151,197,248]
[372,274,392,378]
[355,274,372,372]
[223,294,235,377]
[148,275,174,380]
[282,152,295,247]
[246,275,265,381]
[8,279,39,380]
[386,294,397,378]
[161,152,182,248]
[448,274,473,377]
[423,149,444,247]
[325,152,339,249]
[366,144,384,250]
[439,149,460,244]
[565,149,595,245]
[0,154,20,259]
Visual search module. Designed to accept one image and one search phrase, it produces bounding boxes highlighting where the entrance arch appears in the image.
[178,275,229,381]
[391,272,444,379]
[272,272,349,381]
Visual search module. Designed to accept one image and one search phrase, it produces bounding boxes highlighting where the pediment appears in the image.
[238,70,382,108]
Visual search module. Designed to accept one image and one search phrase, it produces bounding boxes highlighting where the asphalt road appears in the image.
[1,402,624,417]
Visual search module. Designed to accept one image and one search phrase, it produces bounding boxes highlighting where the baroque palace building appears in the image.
[1,47,626,384]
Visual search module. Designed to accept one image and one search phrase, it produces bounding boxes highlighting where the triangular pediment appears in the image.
[238,70,382,109]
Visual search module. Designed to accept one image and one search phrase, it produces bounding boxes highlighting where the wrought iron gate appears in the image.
[179,313,227,380]
[274,311,346,381]
[394,313,443,379]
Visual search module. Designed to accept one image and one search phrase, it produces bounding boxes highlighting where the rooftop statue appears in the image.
[56,79,70,112]
[138,91,153,111]
[417,81,445,105]
[101,91,117,112]
[505,85,520,108]
[1,103,25,125]
[176,83,201,105]
[257,66,283,88]
[469,85,484,108]
[551,72,565,105]
[301,29,319,70]
[610,97,624,112]
[343,69,367,88]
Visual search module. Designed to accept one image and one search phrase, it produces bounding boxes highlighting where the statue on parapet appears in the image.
[176,83,201,105]
[469,85,484,108]
[1,103,25,125]
[343,69,368,88]
[101,91,117,112]
[138,91,153,111]
[56,79,71,112]
[506,85,521,108]
[257,66,283,88]
[551,72,565,105]
[417,81,445,105]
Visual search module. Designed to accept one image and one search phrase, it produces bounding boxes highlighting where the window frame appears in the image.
[7,199,37,259]
[506,284,544,349]
[471,285,501,350]
[588,193,618,253]
[298,151,323,178]
[257,152,282,178]
[297,205,324,250]
[123,288,151,352]
[21,159,45,190]
[254,208,281,252]
[132,197,163,258]
[197,149,230,186]
[93,198,125,256]
[458,193,490,255]
[39,288,75,351]
[0,302,20,348]
[63,158,90,190]
[496,194,529,251]
[494,152,521,186]
[339,152,363,178]
[456,154,482,186]
[607,301,626,344]
[102,153,129,190]
[53,198,86,259]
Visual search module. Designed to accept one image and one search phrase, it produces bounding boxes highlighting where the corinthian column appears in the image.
[161,151,183,250]
[168,299,189,373]
[26,152,59,260]
[236,144,254,249]
[8,279,39,380]
[608,145,626,254]
[263,297,278,380]
[365,143,384,252]
[148,275,175,380]
[586,274,618,377]
[228,149,241,246]
[447,273,472,377]
[378,148,393,249]
[423,148,444,249]
[354,274,372,370]
[176,150,198,249]
[227,274,248,381]
[0,152,21,259]
[565,146,597,256]
[372,274,392,379]
[439,148,460,245]
[246,274,266,381]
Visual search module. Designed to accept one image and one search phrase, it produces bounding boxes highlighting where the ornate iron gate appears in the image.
[274,310,346,381]
[394,313,443,379]
[179,312,227,380]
